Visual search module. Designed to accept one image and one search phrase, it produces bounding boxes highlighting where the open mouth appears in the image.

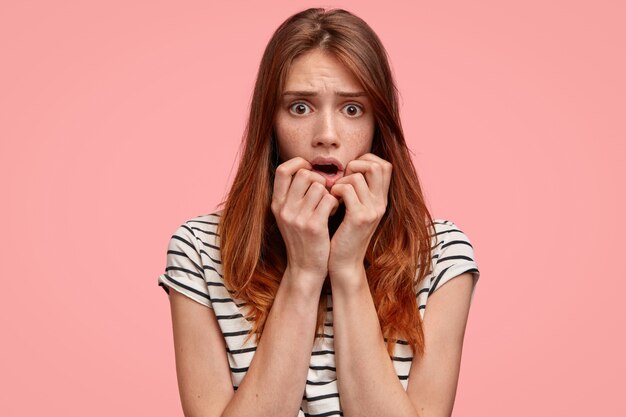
[312,164,339,176]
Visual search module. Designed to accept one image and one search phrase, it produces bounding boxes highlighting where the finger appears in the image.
[334,173,373,207]
[356,152,389,165]
[355,153,392,195]
[299,181,328,216]
[343,160,384,197]
[273,157,312,202]
[330,183,361,212]
[311,193,340,222]
[285,168,327,205]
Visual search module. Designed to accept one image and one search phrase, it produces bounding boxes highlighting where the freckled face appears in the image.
[274,49,375,187]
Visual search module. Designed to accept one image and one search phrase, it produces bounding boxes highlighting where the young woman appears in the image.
[158,8,480,417]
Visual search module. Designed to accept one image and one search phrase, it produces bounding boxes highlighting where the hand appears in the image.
[271,157,340,292]
[328,153,392,289]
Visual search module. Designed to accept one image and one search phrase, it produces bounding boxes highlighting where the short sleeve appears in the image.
[157,222,213,309]
[430,220,480,304]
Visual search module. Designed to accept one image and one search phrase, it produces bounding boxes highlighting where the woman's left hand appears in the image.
[328,153,392,290]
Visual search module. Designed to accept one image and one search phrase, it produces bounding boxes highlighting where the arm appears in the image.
[330,265,419,417]
[331,268,475,417]
[405,272,475,417]
[221,270,322,417]
[169,268,323,417]
[168,157,336,416]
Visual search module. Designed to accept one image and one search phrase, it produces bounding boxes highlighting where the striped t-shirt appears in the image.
[157,211,480,417]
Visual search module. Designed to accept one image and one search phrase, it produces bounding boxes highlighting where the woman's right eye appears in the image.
[289,102,311,115]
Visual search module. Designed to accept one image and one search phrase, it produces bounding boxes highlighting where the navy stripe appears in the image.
[211,297,235,303]
[304,411,343,417]
[227,346,256,355]
[311,350,335,356]
[188,219,219,226]
[223,329,251,337]
[442,239,474,249]
[310,365,336,371]
[203,264,223,277]
[216,313,244,320]
[305,392,340,402]
[306,379,335,386]
[165,265,203,279]
[166,249,203,273]
[417,287,429,296]
[437,254,474,264]
[159,274,210,301]
[171,234,195,251]
[384,338,409,345]
[200,248,222,265]
[192,227,220,238]
[201,241,220,251]
[429,265,452,296]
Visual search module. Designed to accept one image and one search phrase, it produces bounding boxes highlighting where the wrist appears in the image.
[329,264,368,295]
[281,266,326,298]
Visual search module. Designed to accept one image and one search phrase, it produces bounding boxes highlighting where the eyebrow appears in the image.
[282,90,368,98]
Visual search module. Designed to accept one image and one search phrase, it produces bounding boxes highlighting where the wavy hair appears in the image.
[218,7,435,357]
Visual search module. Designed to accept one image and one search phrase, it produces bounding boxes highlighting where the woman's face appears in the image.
[274,49,375,189]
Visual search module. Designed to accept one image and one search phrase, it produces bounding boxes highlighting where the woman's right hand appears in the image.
[271,157,339,291]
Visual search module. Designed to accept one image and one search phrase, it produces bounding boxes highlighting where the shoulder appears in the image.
[182,211,222,236]
[175,211,222,243]
[167,211,223,266]
[427,218,480,296]
[429,218,475,254]
[181,210,223,261]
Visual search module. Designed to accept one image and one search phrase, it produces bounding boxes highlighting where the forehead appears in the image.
[283,49,364,91]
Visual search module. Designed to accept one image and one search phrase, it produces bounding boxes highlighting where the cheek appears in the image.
[346,125,375,154]
[274,115,291,156]
[275,123,304,159]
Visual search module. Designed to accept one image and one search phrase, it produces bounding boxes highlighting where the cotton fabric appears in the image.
[157,211,480,416]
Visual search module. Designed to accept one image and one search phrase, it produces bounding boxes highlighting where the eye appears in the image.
[343,104,364,117]
[289,102,311,115]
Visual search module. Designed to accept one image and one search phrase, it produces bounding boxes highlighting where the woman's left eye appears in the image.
[343,104,363,117]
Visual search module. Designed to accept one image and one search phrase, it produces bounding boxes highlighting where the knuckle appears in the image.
[310,182,325,193]
[354,213,368,225]
[333,183,346,192]
[294,217,307,230]
[275,165,288,176]
[354,210,377,224]
[310,170,325,182]
[279,208,294,223]
[303,222,320,235]
[324,193,337,203]
[296,168,310,178]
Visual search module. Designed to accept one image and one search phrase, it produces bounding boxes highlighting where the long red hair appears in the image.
[218,8,435,357]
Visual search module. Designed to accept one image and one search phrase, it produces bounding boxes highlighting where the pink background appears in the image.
[2,0,624,415]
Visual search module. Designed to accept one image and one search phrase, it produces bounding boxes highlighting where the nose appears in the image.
[312,110,339,148]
